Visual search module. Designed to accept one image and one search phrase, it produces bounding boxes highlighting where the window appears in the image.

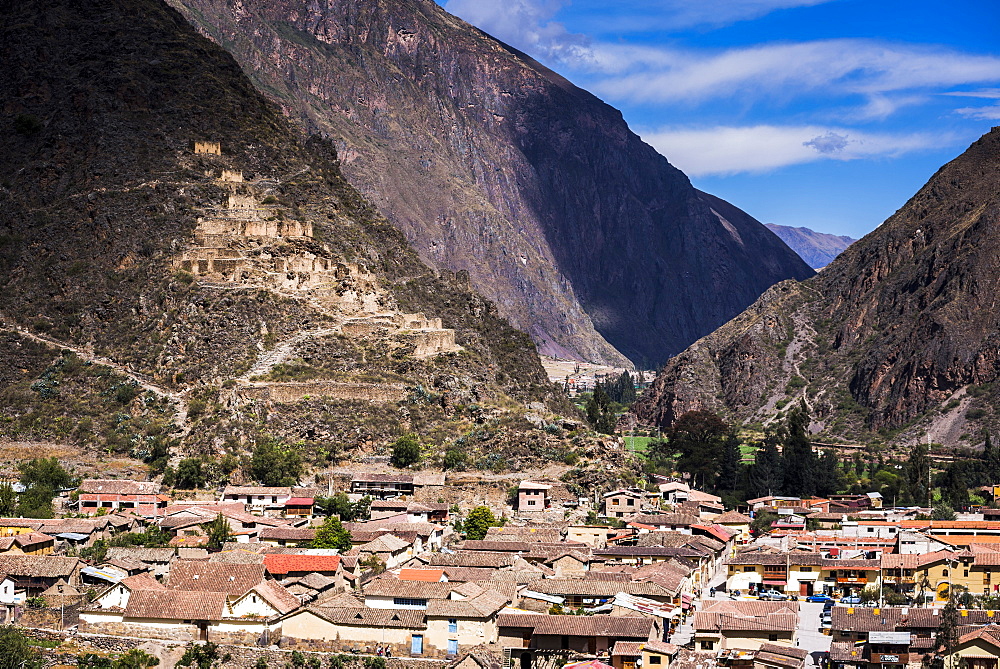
[701,641,715,651]
[769,634,778,641]
[448,618,457,633]
[528,500,536,506]
[943,569,949,577]
[627,498,635,506]
[800,567,813,572]
[393,598,427,607]
[649,657,662,665]
[745,566,755,572]
[612,499,620,505]
[965,570,970,577]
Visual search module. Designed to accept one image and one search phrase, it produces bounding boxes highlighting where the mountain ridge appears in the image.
[634,127,1000,450]
[164,0,814,368]
[764,223,856,270]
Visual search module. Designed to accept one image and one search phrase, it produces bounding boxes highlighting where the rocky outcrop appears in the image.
[635,127,1000,446]
[164,0,814,368]
[765,224,856,269]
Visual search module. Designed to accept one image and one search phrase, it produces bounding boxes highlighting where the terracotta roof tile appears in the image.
[305,606,425,628]
[398,568,445,582]
[124,589,227,620]
[497,613,653,638]
[79,479,160,495]
[263,554,341,575]
[167,560,266,596]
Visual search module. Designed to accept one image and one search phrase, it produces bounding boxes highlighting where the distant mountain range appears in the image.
[635,127,1000,449]
[765,224,856,270]
[165,0,813,368]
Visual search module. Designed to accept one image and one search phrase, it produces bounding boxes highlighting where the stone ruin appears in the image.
[341,312,461,359]
[193,140,221,155]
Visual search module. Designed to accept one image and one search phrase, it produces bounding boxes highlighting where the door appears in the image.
[411,634,423,655]
[800,582,810,596]
[448,639,458,656]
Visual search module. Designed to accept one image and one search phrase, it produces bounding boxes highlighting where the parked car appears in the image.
[759,590,789,601]
[821,611,832,626]
[806,594,835,604]
[841,595,862,605]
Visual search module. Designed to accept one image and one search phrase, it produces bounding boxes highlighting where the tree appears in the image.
[202,513,233,552]
[0,482,17,517]
[984,432,1000,484]
[905,443,931,507]
[176,642,229,669]
[750,511,779,537]
[315,493,370,522]
[815,449,844,498]
[600,372,637,406]
[247,437,302,486]
[585,387,617,435]
[19,457,73,491]
[173,458,205,490]
[780,404,817,496]
[941,462,970,510]
[932,502,957,521]
[17,457,73,518]
[716,432,743,494]
[670,410,730,490]
[464,505,501,540]
[0,625,45,669]
[443,447,467,471]
[312,515,352,551]
[748,440,784,499]
[390,434,421,468]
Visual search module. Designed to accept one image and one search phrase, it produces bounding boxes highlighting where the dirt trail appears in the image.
[0,315,190,435]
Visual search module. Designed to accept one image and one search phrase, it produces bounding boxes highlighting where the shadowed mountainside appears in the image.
[165,0,814,368]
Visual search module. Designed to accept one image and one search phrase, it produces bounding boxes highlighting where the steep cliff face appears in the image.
[164,0,814,368]
[765,224,856,270]
[635,128,1000,447]
[0,0,591,471]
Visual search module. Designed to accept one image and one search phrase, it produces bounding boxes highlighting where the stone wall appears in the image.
[235,381,407,404]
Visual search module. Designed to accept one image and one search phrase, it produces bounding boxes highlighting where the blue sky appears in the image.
[440,0,1000,239]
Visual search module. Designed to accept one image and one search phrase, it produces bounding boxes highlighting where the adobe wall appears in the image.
[235,381,407,404]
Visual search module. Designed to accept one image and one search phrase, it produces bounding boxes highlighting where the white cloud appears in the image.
[641,125,944,176]
[955,104,1000,120]
[589,40,1000,105]
[944,88,1000,99]
[443,0,593,64]
[627,0,837,30]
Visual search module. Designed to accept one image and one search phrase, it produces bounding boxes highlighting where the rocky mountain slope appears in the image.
[634,128,1000,449]
[0,0,630,479]
[765,224,856,270]
[163,0,814,368]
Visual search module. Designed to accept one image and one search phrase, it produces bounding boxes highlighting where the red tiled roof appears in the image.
[284,497,314,506]
[398,568,445,582]
[263,554,341,575]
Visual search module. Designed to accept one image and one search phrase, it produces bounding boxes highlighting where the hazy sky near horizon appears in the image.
[440,0,1000,239]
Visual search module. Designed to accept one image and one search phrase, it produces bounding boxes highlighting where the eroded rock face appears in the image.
[635,128,1000,441]
[165,0,813,368]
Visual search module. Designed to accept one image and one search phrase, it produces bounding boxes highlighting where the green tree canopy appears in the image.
[247,437,302,487]
[312,515,352,551]
[464,505,502,540]
[172,458,205,490]
[781,404,817,497]
[0,482,17,517]
[585,387,617,434]
[670,410,730,490]
[202,513,233,552]
[390,435,422,468]
[0,626,45,669]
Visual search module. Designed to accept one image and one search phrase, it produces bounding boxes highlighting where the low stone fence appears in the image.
[23,627,451,668]
[235,381,407,404]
